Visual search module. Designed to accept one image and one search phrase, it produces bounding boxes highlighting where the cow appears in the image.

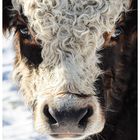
[3,0,137,139]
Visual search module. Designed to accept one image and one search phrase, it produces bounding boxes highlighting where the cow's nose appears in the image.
[43,105,93,132]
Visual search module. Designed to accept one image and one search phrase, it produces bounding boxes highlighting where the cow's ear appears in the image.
[3,0,16,33]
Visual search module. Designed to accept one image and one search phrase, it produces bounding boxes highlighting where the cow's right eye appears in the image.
[20,27,28,35]
[18,25,32,40]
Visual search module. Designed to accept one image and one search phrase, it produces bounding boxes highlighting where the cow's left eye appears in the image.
[111,26,123,39]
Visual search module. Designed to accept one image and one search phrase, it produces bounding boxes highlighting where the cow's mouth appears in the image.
[50,134,83,138]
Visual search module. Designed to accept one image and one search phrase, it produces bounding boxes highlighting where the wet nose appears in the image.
[43,105,93,132]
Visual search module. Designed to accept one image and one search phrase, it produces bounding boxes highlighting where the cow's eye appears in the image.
[18,25,32,40]
[111,26,123,39]
[20,27,28,35]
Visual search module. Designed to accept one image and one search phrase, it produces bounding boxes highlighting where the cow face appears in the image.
[3,0,131,139]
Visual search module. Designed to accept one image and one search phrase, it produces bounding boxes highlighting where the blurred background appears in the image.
[3,35,47,140]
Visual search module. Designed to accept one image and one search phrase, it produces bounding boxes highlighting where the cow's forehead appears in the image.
[12,0,130,43]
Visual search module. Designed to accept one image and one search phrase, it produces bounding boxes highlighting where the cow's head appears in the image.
[3,0,132,139]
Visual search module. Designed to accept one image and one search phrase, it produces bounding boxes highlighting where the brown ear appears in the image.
[3,0,17,33]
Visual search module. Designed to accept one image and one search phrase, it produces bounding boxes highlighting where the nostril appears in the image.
[78,106,93,128]
[43,105,93,129]
[43,105,57,125]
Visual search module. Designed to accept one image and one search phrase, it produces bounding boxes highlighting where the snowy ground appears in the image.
[3,36,47,140]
